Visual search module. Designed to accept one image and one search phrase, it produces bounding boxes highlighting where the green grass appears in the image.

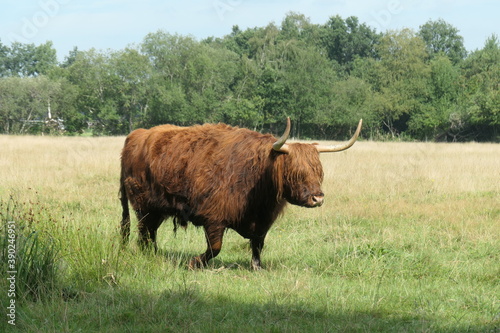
[0,137,499,332]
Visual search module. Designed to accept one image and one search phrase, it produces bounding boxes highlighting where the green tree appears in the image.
[281,44,338,137]
[418,19,467,64]
[141,31,239,126]
[1,13,498,141]
[325,77,378,138]
[0,77,20,132]
[0,76,65,134]
[4,41,57,77]
[408,55,462,140]
[110,48,151,132]
[279,12,323,46]
[461,35,500,140]
[4,42,29,76]
[221,25,260,57]
[32,41,58,76]
[61,46,80,68]
[0,39,9,77]
[320,15,380,71]
[220,54,265,129]
[374,29,430,137]
[65,49,123,134]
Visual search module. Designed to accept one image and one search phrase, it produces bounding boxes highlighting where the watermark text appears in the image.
[213,0,243,21]
[7,0,73,43]
[368,0,403,31]
[6,220,16,326]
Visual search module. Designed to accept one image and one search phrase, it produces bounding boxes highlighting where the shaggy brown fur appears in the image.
[120,122,325,269]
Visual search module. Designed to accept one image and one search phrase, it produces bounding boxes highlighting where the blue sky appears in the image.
[1,0,499,60]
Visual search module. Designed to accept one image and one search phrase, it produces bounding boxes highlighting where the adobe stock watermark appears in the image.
[368,0,403,31]
[7,0,72,43]
[213,0,243,21]
[6,220,17,326]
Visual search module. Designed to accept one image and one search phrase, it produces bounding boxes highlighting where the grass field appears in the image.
[0,135,499,332]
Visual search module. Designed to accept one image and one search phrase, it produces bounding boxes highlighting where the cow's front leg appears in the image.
[189,225,225,269]
[250,235,266,270]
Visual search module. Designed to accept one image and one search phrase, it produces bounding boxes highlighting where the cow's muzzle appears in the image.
[313,195,324,206]
[312,194,325,207]
[310,194,324,207]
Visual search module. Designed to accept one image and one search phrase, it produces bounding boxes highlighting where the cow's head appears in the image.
[272,117,362,208]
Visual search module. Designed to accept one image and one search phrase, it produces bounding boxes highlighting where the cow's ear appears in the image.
[275,144,290,154]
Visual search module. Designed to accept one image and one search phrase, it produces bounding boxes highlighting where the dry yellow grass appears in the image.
[0,135,123,205]
[307,141,499,248]
[1,136,498,220]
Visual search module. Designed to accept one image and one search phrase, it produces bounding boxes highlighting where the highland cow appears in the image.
[120,118,362,269]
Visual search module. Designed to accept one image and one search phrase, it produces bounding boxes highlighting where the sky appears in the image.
[1,0,499,61]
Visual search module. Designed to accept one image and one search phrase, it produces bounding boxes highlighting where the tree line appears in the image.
[0,13,498,141]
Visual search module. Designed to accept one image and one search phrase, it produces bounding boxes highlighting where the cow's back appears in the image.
[121,123,277,223]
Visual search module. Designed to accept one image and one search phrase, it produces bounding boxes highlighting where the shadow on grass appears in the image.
[4,284,496,333]
[154,245,254,270]
[158,250,253,271]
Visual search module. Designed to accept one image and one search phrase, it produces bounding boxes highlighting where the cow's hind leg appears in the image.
[137,211,163,253]
[189,225,225,269]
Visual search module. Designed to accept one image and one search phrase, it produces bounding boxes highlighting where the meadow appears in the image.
[0,135,499,332]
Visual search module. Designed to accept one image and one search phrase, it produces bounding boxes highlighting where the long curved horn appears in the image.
[272,117,291,153]
[315,119,363,153]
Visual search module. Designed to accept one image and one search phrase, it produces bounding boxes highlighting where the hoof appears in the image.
[251,258,262,271]
[188,256,205,270]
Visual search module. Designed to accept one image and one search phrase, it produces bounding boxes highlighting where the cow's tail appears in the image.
[120,172,130,244]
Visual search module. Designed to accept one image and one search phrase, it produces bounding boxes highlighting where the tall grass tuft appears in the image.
[0,198,62,302]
